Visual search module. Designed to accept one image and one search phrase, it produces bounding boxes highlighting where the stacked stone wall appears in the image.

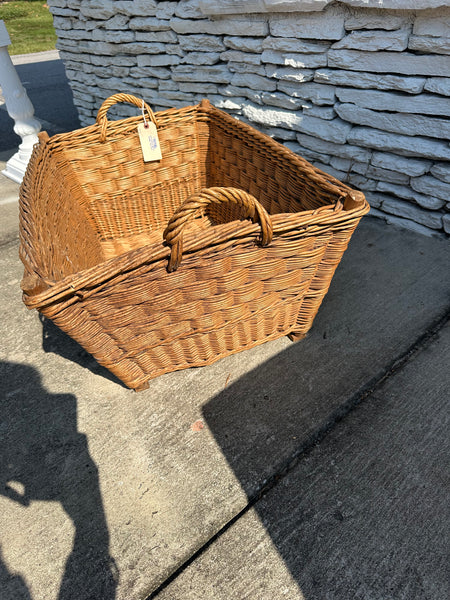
[47,0,450,236]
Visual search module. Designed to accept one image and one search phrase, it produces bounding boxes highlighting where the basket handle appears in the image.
[96,93,157,142]
[163,187,273,272]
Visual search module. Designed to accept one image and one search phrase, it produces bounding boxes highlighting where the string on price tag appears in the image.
[138,100,162,162]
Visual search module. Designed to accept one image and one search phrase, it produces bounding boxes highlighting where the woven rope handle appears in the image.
[96,93,157,142]
[163,187,273,272]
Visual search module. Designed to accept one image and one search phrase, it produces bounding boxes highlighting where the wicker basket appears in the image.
[19,93,369,390]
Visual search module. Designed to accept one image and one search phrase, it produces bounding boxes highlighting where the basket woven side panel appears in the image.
[41,232,331,390]
[206,109,346,215]
[54,112,210,243]
[20,137,104,283]
[293,221,360,337]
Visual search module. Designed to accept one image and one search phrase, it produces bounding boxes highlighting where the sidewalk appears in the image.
[1,53,449,600]
[156,319,450,600]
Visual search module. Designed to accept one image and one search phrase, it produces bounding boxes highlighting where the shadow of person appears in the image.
[0,361,118,600]
[0,544,31,600]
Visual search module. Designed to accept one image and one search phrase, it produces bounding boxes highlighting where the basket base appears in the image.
[131,331,308,391]
[134,381,150,392]
[288,331,307,342]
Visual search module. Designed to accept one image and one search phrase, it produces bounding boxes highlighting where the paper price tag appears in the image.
[138,122,162,162]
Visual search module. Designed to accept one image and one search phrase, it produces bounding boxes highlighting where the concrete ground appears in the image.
[0,52,449,600]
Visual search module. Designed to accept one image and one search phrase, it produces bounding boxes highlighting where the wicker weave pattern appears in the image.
[19,94,369,390]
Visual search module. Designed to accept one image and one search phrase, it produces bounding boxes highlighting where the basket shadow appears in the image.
[200,339,347,594]
[0,361,118,599]
[201,333,446,597]
[39,315,128,389]
[198,216,449,596]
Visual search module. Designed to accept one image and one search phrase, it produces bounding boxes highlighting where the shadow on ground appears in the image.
[194,221,450,599]
[40,316,127,389]
[201,333,449,598]
[0,361,118,599]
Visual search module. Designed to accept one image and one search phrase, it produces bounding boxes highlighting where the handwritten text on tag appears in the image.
[138,122,162,162]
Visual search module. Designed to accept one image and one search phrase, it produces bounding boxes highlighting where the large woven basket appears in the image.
[19,93,369,390]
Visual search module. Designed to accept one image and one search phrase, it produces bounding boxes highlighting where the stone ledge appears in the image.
[199,1,448,15]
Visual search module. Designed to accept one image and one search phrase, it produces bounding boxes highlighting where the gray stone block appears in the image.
[130,66,172,80]
[181,52,221,66]
[103,14,130,30]
[156,1,177,19]
[232,72,276,92]
[277,81,335,105]
[114,0,157,16]
[377,181,445,210]
[261,92,306,110]
[229,62,266,76]
[443,213,450,233]
[222,84,263,105]
[135,31,178,42]
[314,68,425,94]
[224,36,264,53]
[302,104,335,120]
[80,0,115,20]
[335,103,450,139]
[170,16,269,36]
[137,54,180,67]
[178,34,226,52]
[413,12,450,37]
[221,51,261,65]
[172,65,232,84]
[295,133,371,162]
[371,152,432,177]
[328,49,450,77]
[348,127,450,161]
[266,65,315,83]
[345,12,409,31]
[91,29,136,43]
[336,88,450,117]
[381,197,443,229]
[296,116,352,145]
[410,175,450,201]
[430,162,450,184]
[332,28,410,52]
[261,50,327,68]
[384,213,443,237]
[262,36,330,53]
[179,82,219,94]
[409,35,450,55]
[269,8,345,40]
[424,77,450,96]
[129,17,171,31]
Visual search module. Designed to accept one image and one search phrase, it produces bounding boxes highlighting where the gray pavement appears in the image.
[0,52,449,600]
[0,50,79,162]
[156,320,450,600]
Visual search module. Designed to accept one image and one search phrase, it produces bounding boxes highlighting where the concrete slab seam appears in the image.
[0,235,20,250]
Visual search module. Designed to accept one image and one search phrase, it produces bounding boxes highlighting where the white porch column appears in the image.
[0,20,41,183]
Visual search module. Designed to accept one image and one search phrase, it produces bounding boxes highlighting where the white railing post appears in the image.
[0,20,41,183]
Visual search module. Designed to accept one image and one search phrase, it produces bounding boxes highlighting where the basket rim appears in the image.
[39,98,354,200]
[20,97,369,310]
[21,198,369,311]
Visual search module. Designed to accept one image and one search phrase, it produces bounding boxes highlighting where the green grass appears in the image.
[0,1,57,55]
